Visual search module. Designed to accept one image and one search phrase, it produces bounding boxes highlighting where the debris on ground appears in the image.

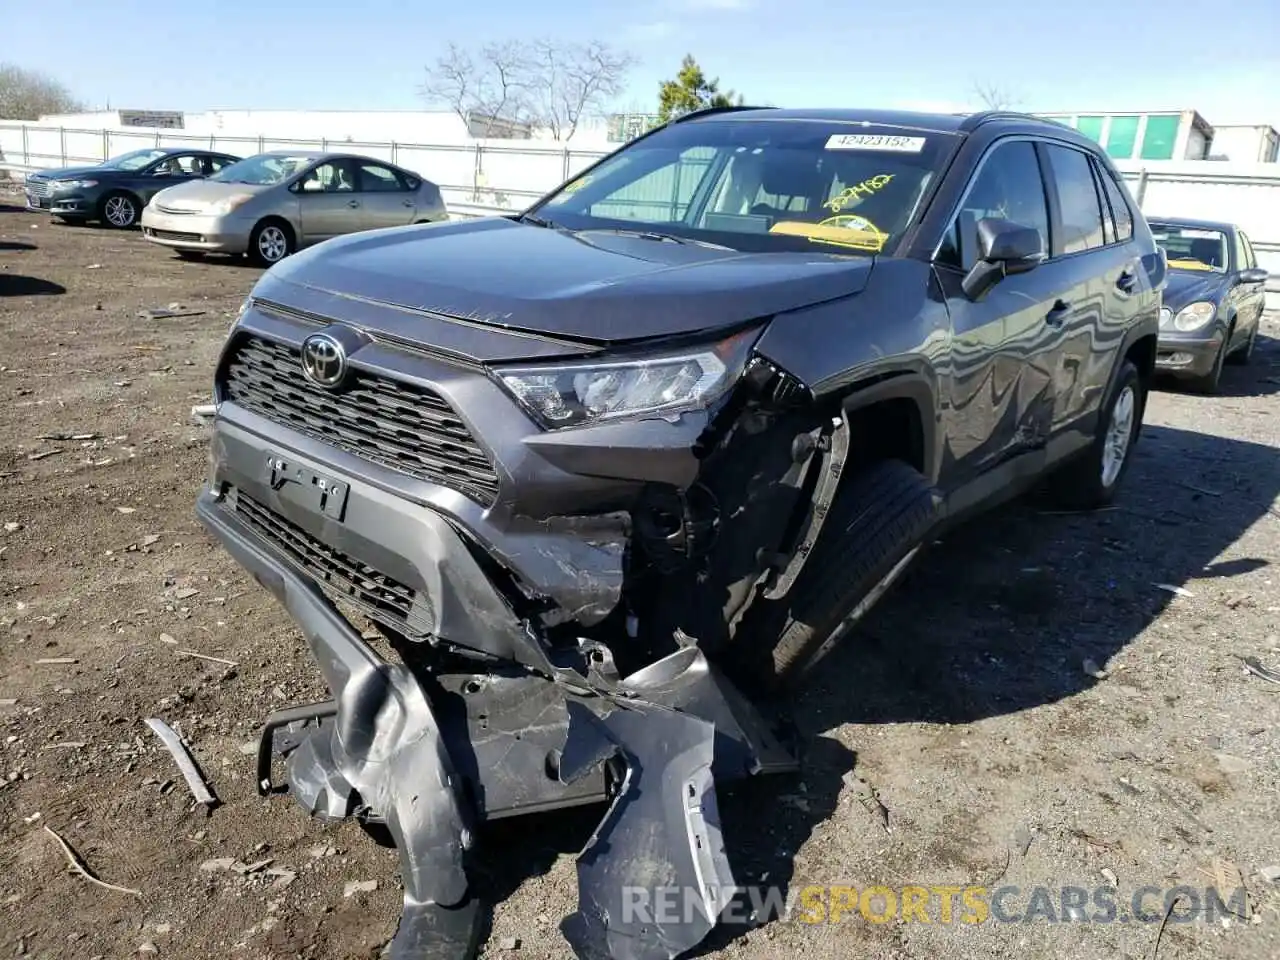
[1235,654,1280,684]
[842,771,890,833]
[1083,657,1108,679]
[42,825,142,897]
[1153,583,1194,598]
[343,880,378,898]
[143,718,218,809]
[175,649,237,667]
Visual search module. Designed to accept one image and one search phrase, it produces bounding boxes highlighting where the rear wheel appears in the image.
[99,192,140,229]
[248,220,294,266]
[733,458,938,691]
[1048,359,1143,509]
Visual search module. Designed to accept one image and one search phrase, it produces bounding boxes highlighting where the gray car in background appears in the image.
[140,150,448,265]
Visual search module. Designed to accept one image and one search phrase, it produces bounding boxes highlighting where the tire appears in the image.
[1048,360,1143,509]
[1188,332,1228,393]
[1226,323,1257,366]
[734,458,938,690]
[99,191,140,229]
[175,250,205,261]
[248,219,294,266]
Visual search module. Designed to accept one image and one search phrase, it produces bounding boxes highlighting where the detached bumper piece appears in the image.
[209,500,796,960]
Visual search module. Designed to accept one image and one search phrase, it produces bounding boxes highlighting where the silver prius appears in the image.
[140,150,449,265]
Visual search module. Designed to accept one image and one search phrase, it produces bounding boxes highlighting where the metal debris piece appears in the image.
[35,658,78,665]
[144,718,218,809]
[190,404,216,424]
[1235,654,1280,684]
[42,825,142,897]
[26,449,63,461]
[1153,583,1194,598]
[344,879,378,898]
[176,650,237,667]
[1101,867,1118,887]
[1083,658,1108,679]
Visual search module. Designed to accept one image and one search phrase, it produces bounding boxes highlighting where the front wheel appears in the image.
[99,192,140,229]
[1226,323,1257,366]
[1048,360,1144,509]
[248,220,294,267]
[733,458,938,691]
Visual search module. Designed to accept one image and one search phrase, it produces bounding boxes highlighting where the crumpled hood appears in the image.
[267,216,874,344]
[1163,268,1228,312]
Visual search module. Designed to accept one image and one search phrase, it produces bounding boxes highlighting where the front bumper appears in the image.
[141,208,249,253]
[196,490,796,960]
[25,185,97,217]
[1155,330,1223,378]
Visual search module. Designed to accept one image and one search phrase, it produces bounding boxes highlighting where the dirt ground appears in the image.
[2,184,1279,960]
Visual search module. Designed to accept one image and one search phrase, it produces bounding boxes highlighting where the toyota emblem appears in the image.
[300,333,347,388]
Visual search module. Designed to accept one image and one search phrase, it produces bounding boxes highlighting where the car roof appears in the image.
[257,149,329,159]
[1144,215,1237,233]
[683,107,1078,137]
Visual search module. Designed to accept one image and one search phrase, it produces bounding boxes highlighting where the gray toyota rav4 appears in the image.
[198,107,1162,960]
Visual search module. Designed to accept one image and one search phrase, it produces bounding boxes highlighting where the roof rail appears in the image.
[959,110,1041,132]
[669,104,775,125]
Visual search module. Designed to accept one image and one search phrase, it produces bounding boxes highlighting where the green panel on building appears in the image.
[1139,115,1179,160]
[1075,115,1105,142]
[1105,115,1140,158]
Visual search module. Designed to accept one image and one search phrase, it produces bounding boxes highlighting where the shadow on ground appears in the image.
[0,239,36,252]
[458,352,1280,953]
[0,274,65,296]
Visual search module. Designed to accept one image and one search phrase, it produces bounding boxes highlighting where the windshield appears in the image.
[105,149,168,171]
[211,154,312,186]
[1150,223,1228,273]
[533,120,956,255]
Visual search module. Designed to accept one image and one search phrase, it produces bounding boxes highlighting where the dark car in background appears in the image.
[1150,217,1268,392]
[24,147,241,229]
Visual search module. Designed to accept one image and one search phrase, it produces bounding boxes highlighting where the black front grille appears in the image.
[221,335,500,506]
[234,493,434,637]
[149,228,202,242]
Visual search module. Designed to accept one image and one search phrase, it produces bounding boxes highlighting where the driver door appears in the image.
[296,160,361,243]
[934,138,1077,493]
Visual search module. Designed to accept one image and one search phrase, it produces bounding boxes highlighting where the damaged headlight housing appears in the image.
[1170,301,1216,331]
[496,326,759,428]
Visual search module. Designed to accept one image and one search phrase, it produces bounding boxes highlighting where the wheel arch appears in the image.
[829,370,939,483]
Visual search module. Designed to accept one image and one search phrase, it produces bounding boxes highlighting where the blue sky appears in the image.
[10,0,1280,128]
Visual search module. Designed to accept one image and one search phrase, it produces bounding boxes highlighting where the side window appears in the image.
[936,140,1049,271]
[358,163,406,192]
[1232,231,1249,272]
[1043,145,1107,255]
[1097,168,1134,241]
[1090,162,1116,246]
[1240,232,1257,269]
[586,147,717,224]
[210,155,235,174]
[299,161,355,193]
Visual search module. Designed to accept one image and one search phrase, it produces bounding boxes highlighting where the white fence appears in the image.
[0,121,610,211]
[2,120,1278,306]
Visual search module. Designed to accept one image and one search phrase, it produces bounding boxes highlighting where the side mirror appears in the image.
[961,218,1046,300]
[1239,266,1269,284]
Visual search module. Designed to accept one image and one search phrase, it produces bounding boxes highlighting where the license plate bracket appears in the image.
[266,455,349,521]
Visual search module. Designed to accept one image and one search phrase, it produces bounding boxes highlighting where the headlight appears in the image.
[495,327,759,429]
[56,179,98,189]
[1171,301,1216,331]
[209,194,253,215]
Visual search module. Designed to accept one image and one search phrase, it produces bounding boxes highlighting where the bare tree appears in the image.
[421,42,535,137]
[421,40,634,141]
[0,63,82,121]
[529,40,635,141]
[972,81,1020,111]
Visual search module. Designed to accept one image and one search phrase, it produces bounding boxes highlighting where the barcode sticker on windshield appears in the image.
[826,134,926,153]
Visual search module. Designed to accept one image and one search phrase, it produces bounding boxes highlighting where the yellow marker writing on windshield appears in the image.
[825,174,894,213]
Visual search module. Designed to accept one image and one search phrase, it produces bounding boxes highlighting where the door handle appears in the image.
[1045,299,1071,327]
[1116,269,1137,292]
[402,199,414,207]
[347,200,360,208]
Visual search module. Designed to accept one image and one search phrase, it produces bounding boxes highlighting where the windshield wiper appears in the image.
[590,228,734,250]
[517,213,559,228]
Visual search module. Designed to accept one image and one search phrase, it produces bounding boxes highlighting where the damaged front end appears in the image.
[197,282,863,958]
